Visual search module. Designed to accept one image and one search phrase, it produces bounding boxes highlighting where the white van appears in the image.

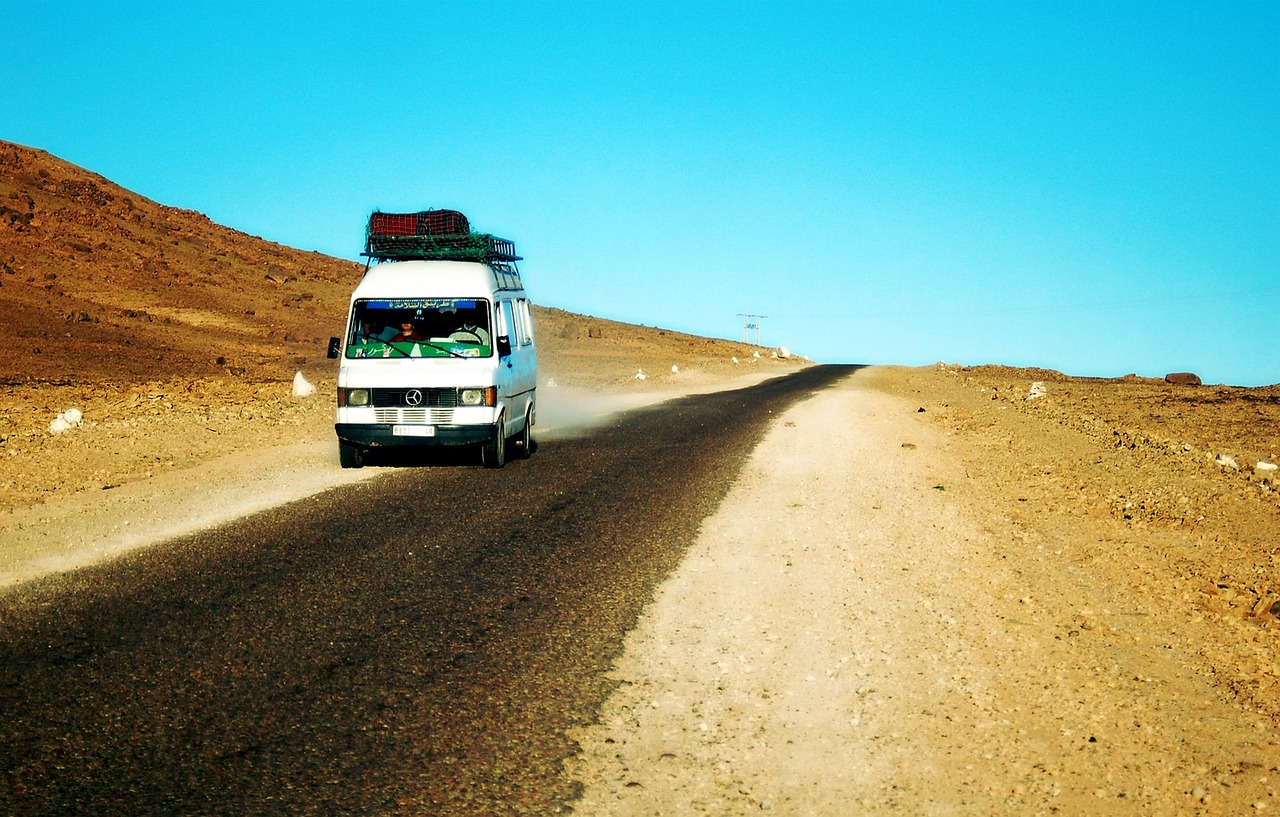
[327,258,537,469]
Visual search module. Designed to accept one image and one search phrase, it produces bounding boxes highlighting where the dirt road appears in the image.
[568,369,1279,815]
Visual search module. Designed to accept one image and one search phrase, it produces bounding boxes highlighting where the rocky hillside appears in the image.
[0,141,365,382]
[0,141,784,387]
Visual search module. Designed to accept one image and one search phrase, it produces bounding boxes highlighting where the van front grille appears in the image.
[370,388,458,408]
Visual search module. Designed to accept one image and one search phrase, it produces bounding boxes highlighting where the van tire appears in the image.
[481,416,506,469]
[339,442,364,469]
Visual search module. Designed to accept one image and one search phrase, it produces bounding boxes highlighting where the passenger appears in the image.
[390,321,427,342]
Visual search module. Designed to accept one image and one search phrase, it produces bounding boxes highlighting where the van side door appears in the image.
[512,297,537,402]
[496,298,537,435]
[495,299,518,433]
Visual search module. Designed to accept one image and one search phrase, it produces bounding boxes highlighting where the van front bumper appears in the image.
[336,423,494,449]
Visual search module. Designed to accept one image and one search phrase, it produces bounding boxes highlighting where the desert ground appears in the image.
[567,365,1280,815]
[5,360,1279,815]
[3,141,1279,813]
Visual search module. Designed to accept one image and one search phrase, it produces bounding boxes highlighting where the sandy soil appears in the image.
[567,366,1279,815]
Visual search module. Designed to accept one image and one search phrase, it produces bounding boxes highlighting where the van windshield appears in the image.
[345,298,492,359]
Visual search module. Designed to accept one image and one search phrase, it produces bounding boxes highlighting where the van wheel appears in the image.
[481,417,506,469]
[513,407,534,460]
[339,442,364,469]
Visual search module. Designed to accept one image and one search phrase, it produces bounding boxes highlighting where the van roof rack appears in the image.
[363,232,522,263]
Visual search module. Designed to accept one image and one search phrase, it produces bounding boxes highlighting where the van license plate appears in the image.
[393,425,435,437]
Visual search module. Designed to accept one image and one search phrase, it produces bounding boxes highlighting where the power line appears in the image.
[738,313,766,346]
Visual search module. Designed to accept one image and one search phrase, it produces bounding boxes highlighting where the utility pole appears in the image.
[738,314,766,346]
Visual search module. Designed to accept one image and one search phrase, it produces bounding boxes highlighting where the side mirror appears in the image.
[496,335,512,357]
[326,337,341,359]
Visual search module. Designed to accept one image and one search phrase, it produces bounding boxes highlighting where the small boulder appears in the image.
[1165,372,1202,386]
[292,371,316,398]
[48,408,85,435]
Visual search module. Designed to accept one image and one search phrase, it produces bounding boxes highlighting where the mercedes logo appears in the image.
[405,389,423,407]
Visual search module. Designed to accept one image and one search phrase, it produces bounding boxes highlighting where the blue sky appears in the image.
[5,1,1277,385]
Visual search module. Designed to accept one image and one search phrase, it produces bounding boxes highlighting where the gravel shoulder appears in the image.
[567,367,1279,815]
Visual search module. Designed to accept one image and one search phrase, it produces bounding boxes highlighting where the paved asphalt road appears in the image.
[0,365,856,816]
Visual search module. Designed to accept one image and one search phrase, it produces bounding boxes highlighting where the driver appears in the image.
[450,320,491,345]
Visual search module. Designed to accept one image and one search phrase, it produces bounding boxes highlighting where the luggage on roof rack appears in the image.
[368,209,471,238]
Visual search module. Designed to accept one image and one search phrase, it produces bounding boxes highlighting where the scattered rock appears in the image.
[291,371,316,398]
[1165,372,1202,386]
[47,408,83,435]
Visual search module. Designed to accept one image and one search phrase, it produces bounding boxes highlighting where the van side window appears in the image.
[509,300,524,347]
[497,300,516,353]
[516,299,534,346]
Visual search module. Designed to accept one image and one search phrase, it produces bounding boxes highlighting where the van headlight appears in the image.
[346,388,371,407]
[459,388,484,406]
